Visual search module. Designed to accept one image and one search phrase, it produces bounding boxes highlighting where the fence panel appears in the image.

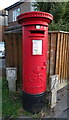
[5,31,69,89]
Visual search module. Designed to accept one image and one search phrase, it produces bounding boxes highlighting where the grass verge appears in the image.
[2,77,50,119]
[2,78,32,118]
[0,77,2,118]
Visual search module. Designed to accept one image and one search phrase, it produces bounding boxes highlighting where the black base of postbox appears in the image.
[22,91,46,114]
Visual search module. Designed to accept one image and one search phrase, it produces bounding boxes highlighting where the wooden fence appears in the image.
[48,32,69,81]
[5,31,69,89]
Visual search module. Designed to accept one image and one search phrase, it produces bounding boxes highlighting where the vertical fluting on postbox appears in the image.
[17,11,53,113]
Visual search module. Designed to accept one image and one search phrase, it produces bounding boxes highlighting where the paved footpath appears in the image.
[50,85,69,119]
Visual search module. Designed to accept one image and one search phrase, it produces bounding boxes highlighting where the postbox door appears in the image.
[22,26,48,95]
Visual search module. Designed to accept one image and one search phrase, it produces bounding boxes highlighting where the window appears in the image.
[13,8,20,22]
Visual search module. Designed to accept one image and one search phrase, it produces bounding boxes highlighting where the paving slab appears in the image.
[50,85,68,119]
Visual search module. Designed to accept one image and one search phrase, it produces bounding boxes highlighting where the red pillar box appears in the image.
[17,11,53,113]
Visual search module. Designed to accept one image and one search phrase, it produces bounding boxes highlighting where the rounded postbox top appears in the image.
[17,11,53,26]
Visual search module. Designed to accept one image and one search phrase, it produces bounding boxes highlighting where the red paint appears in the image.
[17,11,53,95]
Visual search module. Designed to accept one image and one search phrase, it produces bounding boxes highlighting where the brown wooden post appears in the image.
[55,32,61,81]
[47,33,51,86]
[50,33,57,75]
[58,33,63,83]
